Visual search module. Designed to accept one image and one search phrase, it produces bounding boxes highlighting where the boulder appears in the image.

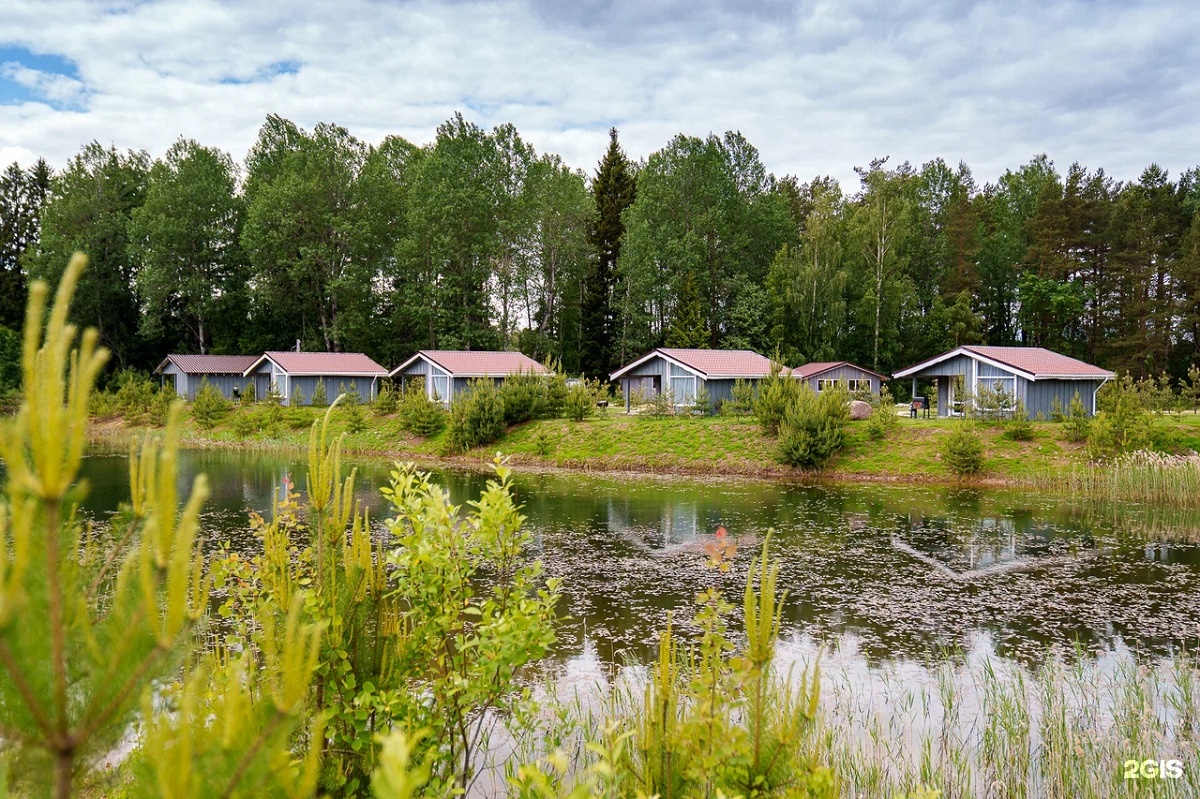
[848,400,873,420]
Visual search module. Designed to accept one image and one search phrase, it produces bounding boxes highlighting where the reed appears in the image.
[1032,450,1200,508]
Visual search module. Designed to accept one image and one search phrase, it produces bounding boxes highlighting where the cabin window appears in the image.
[845,379,870,392]
[817,379,841,391]
[430,369,449,402]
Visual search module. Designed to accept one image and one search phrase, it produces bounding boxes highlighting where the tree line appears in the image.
[2,113,1199,393]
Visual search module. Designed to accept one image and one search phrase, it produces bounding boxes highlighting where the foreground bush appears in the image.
[776,384,849,469]
[0,255,320,799]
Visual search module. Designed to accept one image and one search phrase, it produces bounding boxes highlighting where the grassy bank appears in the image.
[88,403,1200,486]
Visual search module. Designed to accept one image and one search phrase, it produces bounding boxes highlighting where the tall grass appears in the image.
[512,640,1200,799]
[1035,451,1200,507]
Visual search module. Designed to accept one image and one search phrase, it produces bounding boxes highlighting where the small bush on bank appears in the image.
[310,379,328,407]
[499,371,549,425]
[776,385,849,469]
[722,377,756,416]
[100,369,174,425]
[865,386,899,440]
[564,380,596,421]
[1002,400,1034,441]
[373,383,398,415]
[446,378,506,452]
[342,395,368,433]
[399,384,446,436]
[191,381,231,430]
[1061,391,1091,443]
[942,421,985,476]
[692,382,712,416]
[755,368,801,435]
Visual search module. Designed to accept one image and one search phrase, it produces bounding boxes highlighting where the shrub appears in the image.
[1002,400,1034,441]
[692,382,712,416]
[498,371,548,425]
[230,409,257,439]
[755,369,801,435]
[241,380,256,404]
[446,378,506,452]
[648,386,676,417]
[776,385,849,469]
[865,386,899,440]
[374,383,398,415]
[290,385,306,407]
[192,380,231,430]
[399,388,446,436]
[942,421,985,476]
[342,396,368,434]
[563,380,596,422]
[1061,391,1091,443]
[310,378,329,407]
[722,378,756,416]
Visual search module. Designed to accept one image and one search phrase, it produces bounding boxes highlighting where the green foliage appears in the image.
[373,383,398,415]
[97,368,174,425]
[942,421,985,476]
[398,384,446,437]
[290,384,306,407]
[1088,380,1152,459]
[776,384,849,469]
[383,460,560,792]
[1003,400,1034,441]
[564,379,596,422]
[724,377,756,416]
[610,537,835,798]
[0,324,20,397]
[754,365,801,435]
[230,408,256,439]
[446,377,506,452]
[1060,391,1091,443]
[499,371,549,425]
[339,388,369,433]
[865,386,900,440]
[0,255,320,799]
[310,378,329,407]
[648,386,676,418]
[692,381,712,416]
[241,380,256,404]
[970,379,1015,423]
[191,379,231,429]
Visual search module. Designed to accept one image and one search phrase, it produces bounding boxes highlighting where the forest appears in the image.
[2,112,1199,396]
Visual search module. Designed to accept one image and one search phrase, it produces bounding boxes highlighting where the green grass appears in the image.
[89,405,1200,488]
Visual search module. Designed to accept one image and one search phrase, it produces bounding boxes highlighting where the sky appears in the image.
[1,0,1197,189]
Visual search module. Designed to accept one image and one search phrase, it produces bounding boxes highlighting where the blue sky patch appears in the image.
[0,45,83,107]
[219,59,301,86]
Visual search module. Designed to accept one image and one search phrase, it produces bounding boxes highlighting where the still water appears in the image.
[71,448,1200,668]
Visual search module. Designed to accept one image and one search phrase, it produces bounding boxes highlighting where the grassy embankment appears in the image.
[89,403,1200,486]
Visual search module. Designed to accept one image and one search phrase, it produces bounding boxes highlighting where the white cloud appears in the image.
[0,0,1197,188]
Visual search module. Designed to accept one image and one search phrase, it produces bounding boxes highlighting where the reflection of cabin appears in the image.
[154,354,259,401]
[389,350,548,404]
[243,352,388,406]
[792,361,886,396]
[893,346,1114,418]
[609,348,780,412]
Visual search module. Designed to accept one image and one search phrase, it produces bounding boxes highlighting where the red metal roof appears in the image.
[963,347,1113,378]
[654,348,778,378]
[791,361,889,381]
[156,354,259,375]
[396,350,548,377]
[254,351,388,376]
[894,346,1114,380]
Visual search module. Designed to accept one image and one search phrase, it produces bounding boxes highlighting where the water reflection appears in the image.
[66,451,1200,669]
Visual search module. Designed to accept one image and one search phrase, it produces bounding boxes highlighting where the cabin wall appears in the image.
[1024,379,1104,418]
[803,365,882,395]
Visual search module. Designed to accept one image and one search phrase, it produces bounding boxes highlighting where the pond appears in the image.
[69,448,1200,669]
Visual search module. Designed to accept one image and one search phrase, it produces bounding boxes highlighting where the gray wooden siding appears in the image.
[976,362,1016,378]
[1024,379,1103,418]
[803,365,881,395]
[284,376,377,406]
[161,363,253,401]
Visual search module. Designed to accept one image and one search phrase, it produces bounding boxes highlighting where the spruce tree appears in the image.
[582,128,635,379]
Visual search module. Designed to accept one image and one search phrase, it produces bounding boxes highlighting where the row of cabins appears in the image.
[157,345,1115,418]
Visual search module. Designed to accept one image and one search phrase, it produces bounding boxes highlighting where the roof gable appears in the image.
[155,354,259,375]
[791,361,889,382]
[390,350,548,378]
[611,348,778,380]
[245,351,388,377]
[894,346,1114,380]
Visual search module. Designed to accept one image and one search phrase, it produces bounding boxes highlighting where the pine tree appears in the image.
[0,159,51,329]
[582,128,635,378]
